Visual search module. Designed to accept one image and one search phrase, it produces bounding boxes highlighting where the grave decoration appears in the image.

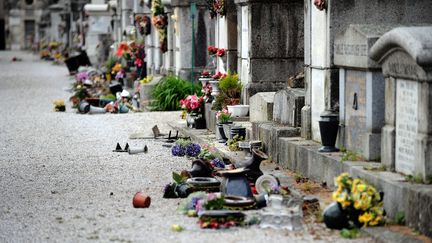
[324,173,385,230]
[151,0,168,53]
[179,95,206,129]
[205,0,226,19]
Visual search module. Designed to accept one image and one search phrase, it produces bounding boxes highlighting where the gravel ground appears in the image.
[0,51,373,243]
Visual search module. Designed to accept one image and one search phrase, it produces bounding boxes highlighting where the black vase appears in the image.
[217,123,228,143]
[318,112,339,152]
[323,202,349,230]
[187,114,206,129]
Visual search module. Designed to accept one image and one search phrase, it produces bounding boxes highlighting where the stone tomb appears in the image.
[334,25,395,161]
[370,26,432,179]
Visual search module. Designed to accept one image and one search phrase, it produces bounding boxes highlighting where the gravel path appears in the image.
[0,51,373,243]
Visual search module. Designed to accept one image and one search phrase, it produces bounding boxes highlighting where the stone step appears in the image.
[250,92,275,122]
[273,88,305,127]
[278,136,432,237]
[252,122,300,162]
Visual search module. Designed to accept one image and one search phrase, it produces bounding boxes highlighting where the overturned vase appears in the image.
[182,159,214,178]
[218,168,253,198]
[186,177,220,192]
[236,149,269,183]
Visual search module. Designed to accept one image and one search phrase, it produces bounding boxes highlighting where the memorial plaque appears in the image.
[395,79,418,175]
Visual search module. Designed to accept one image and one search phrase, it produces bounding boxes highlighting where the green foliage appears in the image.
[219,71,242,98]
[405,174,431,184]
[394,211,405,225]
[211,92,228,111]
[340,228,361,239]
[227,134,244,151]
[172,172,188,184]
[341,150,362,162]
[150,76,202,111]
[105,56,118,72]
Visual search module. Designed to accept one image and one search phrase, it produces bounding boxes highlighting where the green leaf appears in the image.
[172,172,185,184]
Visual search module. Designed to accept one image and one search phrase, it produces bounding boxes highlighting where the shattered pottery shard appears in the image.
[259,194,303,230]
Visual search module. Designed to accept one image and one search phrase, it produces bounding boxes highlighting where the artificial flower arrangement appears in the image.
[135,14,151,36]
[201,71,211,78]
[211,71,227,80]
[207,46,226,58]
[206,0,226,18]
[151,0,168,52]
[179,95,205,115]
[216,108,232,124]
[198,144,226,169]
[171,138,202,157]
[202,82,213,103]
[332,173,385,227]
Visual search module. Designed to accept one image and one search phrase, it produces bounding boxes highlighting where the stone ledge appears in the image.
[279,137,432,238]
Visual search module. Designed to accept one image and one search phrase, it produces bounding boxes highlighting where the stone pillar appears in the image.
[215,0,237,74]
[161,3,174,75]
[235,0,304,104]
[370,26,432,180]
[172,0,213,81]
[8,9,22,50]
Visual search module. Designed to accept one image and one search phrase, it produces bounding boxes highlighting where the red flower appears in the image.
[207,46,218,56]
[216,48,225,57]
[116,42,130,57]
[134,58,143,67]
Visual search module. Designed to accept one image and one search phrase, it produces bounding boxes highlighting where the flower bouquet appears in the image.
[324,173,385,229]
[216,108,232,124]
[207,45,218,56]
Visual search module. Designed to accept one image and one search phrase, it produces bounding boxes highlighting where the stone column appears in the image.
[370,26,432,180]
[215,0,237,74]
[161,3,174,75]
[172,0,213,81]
[235,0,304,103]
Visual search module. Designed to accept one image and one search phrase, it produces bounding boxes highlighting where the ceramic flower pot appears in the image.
[132,192,151,208]
[218,168,253,198]
[323,202,349,230]
[227,105,250,117]
[209,80,220,96]
[199,77,214,87]
[216,123,228,143]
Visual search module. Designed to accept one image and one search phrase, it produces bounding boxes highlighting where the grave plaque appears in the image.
[395,80,418,174]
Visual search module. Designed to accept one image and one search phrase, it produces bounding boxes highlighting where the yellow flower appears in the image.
[359,212,373,224]
[369,216,382,226]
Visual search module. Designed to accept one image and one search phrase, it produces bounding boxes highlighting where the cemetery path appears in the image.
[0,51,373,243]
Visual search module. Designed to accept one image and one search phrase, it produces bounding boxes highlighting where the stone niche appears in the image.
[370,26,432,180]
[334,24,396,161]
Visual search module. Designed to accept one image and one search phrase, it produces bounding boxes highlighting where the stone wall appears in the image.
[235,0,304,102]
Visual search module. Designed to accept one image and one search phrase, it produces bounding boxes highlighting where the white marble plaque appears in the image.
[241,6,249,59]
[395,79,418,175]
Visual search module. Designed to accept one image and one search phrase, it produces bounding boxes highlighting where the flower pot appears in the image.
[88,105,107,114]
[78,100,90,114]
[209,80,220,96]
[222,123,233,139]
[199,77,214,87]
[318,111,339,152]
[216,123,228,143]
[219,168,253,198]
[230,126,246,140]
[186,113,206,129]
[323,202,349,230]
[132,192,151,208]
[227,105,249,117]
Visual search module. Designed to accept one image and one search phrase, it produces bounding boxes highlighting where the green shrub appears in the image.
[150,76,202,111]
[219,71,242,98]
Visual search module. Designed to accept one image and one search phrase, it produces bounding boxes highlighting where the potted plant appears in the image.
[215,108,233,143]
[179,95,206,129]
[218,71,242,106]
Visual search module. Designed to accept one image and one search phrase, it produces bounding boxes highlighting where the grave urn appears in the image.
[318,111,339,152]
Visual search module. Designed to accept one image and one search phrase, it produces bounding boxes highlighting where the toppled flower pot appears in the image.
[78,100,90,114]
[218,168,253,198]
[89,105,107,114]
[182,159,214,178]
[113,143,129,152]
[128,145,148,154]
[223,195,255,208]
[186,177,220,192]
[236,149,269,183]
[132,192,151,208]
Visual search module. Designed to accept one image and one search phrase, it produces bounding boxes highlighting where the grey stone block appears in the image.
[249,92,275,122]
[273,88,305,127]
[204,103,217,133]
[300,105,311,139]
[250,58,304,83]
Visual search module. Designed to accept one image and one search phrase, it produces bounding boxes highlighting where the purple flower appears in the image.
[115,70,125,79]
[76,72,89,82]
[185,143,201,157]
[195,199,204,213]
[171,144,186,156]
[192,196,203,209]
[211,158,225,168]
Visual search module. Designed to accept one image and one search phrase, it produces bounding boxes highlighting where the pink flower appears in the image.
[134,58,143,67]
[207,193,217,201]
